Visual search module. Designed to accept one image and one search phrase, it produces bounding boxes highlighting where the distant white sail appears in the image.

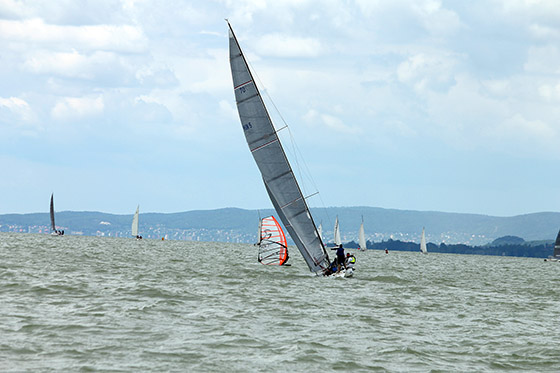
[420,227,427,254]
[334,216,342,246]
[359,219,366,250]
[131,205,139,237]
[318,223,323,241]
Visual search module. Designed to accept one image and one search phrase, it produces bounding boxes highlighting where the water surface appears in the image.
[1,233,559,371]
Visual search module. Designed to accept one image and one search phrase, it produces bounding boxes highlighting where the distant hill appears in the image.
[2,206,560,246]
[490,235,525,246]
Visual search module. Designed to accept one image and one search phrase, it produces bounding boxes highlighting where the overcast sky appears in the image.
[1,0,559,216]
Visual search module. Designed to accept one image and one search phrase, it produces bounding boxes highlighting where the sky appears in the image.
[1,0,560,217]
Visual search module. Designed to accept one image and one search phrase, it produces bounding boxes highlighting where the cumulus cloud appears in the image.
[0,18,147,53]
[51,95,104,121]
[303,109,358,134]
[397,51,459,92]
[524,45,560,74]
[538,82,560,102]
[0,97,33,122]
[255,33,322,58]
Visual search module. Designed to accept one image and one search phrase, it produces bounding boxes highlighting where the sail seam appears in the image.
[250,138,278,153]
[266,170,291,184]
[236,92,258,105]
[234,80,252,89]
[279,196,303,210]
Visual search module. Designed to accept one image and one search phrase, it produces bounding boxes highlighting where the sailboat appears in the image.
[544,229,560,262]
[49,193,63,236]
[256,216,289,265]
[358,217,367,251]
[132,205,142,240]
[334,216,342,247]
[420,227,427,254]
[228,21,334,275]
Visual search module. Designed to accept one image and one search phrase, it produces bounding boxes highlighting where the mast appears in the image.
[227,21,329,273]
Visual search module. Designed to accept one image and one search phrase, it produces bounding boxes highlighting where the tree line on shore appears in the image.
[342,237,552,258]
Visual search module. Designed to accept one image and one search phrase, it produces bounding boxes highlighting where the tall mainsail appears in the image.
[228,22,330,273]
[131,205,140,237]
[420,227,427,254]
[50,193,56,232]
[554,229,560,258]
[334,216,342,246]
[358,218,366,250]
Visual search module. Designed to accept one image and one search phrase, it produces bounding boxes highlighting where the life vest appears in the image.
[348,256,356,264]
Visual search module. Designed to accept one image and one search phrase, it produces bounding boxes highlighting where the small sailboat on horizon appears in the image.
[358,217,367,251]
[334,216,342,247]
[49,193,64,236]
[132,205,142,240]
[420,227,427,254]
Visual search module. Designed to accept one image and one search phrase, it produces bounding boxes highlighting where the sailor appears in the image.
[331,244,346,270]
[346,253,356,269]
[385,249,389,254]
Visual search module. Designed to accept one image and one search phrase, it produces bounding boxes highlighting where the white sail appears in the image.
[318,223,323,241]
[359,219,366,250]
[334,216,342,246]
[420,227,427,254]
[131,205,139,237]
[228,22,330,273]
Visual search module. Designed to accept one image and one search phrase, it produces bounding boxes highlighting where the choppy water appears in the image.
[1,233,559,372]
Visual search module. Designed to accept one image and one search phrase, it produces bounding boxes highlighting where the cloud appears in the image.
[51,95,104,121]
[529,24,560,39]
[0,96,33,122]
[303,109,358,134]
[538,82,560,102]
[524,45,560,74]
[23,50,115,80]
[397,51,459,92]
[0,18,146,53]
[255,33,322,58]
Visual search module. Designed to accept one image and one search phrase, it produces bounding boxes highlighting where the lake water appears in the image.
[1,233,559,372]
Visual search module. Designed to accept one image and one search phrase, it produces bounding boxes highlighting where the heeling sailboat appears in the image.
[50,193,63,236]
[420,227,427,254]
[132,205,142,240]
[228,21,330,274]
[257,215,289,265]
[358,217,367,251]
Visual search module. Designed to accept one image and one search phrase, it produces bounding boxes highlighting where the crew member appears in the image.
[331,244,346,271]
[346,253,356,269]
